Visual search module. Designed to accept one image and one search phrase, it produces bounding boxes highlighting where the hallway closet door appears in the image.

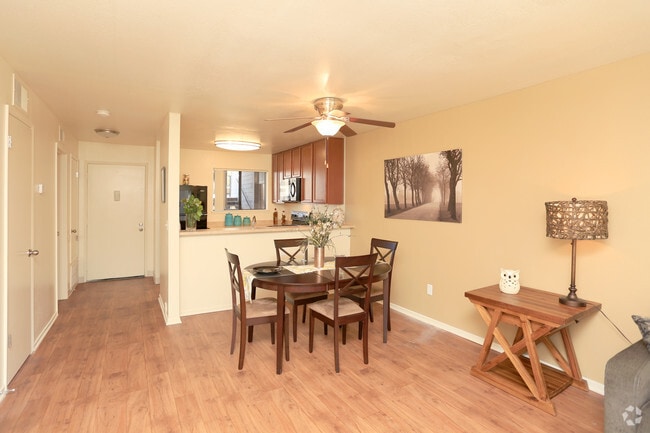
[7,112,33,382]
[86,163,145,280]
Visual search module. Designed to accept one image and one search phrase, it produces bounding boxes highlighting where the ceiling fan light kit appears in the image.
[312,118,345,136]
[94,128,120,138]
[214,140,261,151]
[267,96,396,137]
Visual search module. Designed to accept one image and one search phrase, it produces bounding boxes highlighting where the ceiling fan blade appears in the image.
[284,122,313,133]
[328,109,349,118]
[339,124,357,137]
[348,117,396,128]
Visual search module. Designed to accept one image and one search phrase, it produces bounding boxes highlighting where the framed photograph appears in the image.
[161,166,167,203]
[384,148,462,223]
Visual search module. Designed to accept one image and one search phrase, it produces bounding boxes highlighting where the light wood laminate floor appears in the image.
[0,277,603,432]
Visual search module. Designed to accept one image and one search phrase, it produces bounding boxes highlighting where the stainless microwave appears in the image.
[280,177,301,202]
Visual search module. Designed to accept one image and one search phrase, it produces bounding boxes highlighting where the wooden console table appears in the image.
[465,284,601,415]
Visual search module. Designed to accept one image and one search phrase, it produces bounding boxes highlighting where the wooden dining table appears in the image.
[245,258,392,374]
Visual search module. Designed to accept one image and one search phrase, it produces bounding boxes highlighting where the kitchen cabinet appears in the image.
[312,137,344,204]
[300,143,313,202]
[272,137,344,204]
[283,151,292,179]
[291,147,301,177]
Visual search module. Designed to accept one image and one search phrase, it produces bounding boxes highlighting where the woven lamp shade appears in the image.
[545,198,608,240]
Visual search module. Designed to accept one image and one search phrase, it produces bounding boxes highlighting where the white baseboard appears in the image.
[390,303,604,395]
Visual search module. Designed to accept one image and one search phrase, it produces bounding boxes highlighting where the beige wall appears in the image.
[345,53,650,384]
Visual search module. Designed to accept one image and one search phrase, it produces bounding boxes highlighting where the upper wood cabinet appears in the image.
[312,137,344,204]
[272,137,344,204]
[300,143,313,203]
[283,151,292,179]
[291,147,301,177]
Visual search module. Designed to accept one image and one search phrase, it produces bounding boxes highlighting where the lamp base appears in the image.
[559,294,587,308]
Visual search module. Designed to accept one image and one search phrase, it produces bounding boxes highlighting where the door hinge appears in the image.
[7,135,12,149]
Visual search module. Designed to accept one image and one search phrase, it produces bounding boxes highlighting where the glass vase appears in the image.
[314,246,325,268]
[185,215,197,231]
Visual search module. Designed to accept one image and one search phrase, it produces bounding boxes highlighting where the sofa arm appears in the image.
[605,340,650,433]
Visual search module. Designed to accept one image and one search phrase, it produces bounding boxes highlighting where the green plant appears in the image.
[182,194,203,221]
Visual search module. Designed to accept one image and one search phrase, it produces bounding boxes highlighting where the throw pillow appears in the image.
[632,315,650,353]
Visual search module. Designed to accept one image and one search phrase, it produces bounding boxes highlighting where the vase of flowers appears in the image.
[182,194,203,231]
[305,206,344,268]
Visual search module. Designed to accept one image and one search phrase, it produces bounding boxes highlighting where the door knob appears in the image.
[71,229,77,233]
[138,222,144,232]
[28,249,39,257]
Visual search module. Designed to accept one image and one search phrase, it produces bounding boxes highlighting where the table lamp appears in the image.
[545,197,608,307]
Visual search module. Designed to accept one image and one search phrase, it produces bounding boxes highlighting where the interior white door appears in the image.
[86,163,145,280]
[56,152,69,299]
[7,111,33,381]
[69,156,79,290]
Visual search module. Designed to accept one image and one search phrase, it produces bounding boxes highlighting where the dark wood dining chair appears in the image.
[345,238,398,337]
[274,238,329,342]
[308,253,378,373]
[225,248,289,370]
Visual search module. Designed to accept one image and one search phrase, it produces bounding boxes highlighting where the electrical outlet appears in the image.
[426,283,433,296]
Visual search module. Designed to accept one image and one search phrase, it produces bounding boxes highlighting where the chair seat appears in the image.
[285,291,329,303]
[309,297,363,319]
[237,297,290,319]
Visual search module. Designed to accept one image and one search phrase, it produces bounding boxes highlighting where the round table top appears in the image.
[245,259,391,292]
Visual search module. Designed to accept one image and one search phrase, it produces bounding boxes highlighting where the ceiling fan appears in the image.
[267,97,396,137]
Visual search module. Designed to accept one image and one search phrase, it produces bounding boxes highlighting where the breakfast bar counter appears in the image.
[179,224,352,317]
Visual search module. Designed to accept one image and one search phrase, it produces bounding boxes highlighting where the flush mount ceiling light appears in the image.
[215,140,261,151]
[94,128,120,138]
[311,118,345,136]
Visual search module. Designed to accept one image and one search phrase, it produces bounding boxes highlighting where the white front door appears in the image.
[7,111,33,381]
[86,163,146,280]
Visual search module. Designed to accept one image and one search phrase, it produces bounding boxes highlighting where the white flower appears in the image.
[305,206,344,248]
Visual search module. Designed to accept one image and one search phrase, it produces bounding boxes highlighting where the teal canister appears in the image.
[224,213,234,226]
[243,216,251,226]
[233,215,242,226]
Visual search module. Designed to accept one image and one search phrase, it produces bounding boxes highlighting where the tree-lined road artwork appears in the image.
[384,149,462,223]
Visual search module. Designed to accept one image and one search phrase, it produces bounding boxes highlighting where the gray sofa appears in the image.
[605,340,650,432]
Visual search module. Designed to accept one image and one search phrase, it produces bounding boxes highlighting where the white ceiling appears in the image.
[1,1,649,153]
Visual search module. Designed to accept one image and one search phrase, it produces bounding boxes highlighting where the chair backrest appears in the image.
[333,253,379,316]
[274,238,307,265]
[225,248,246,312]
[370,238,398,283]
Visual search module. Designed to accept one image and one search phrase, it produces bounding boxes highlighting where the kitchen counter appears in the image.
[180,223,354,236]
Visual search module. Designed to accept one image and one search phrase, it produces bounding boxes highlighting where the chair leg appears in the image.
[362,317,369,365]
[247,325,254,343]
[368,303,374,323]
[284,314,290,361]
[292,303,299,342]
[308,310,315,353]
[270,323,275,345]
[238,321,247,370]
[230,312,237,355]
[342,324,347,345]
[358,321,363,340]
[301,304,307,323]
[333,323,340,373]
